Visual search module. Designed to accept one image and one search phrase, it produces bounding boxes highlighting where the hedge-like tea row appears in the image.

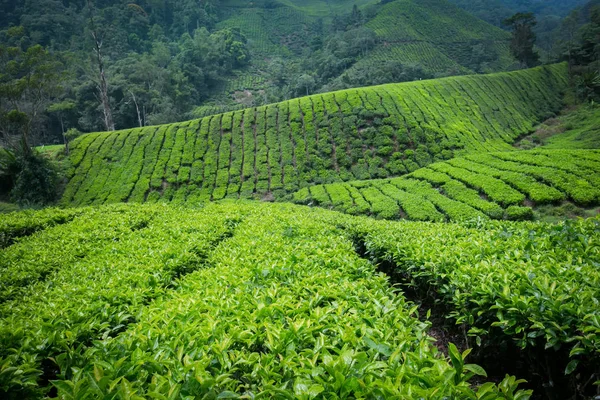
[0,207,84,248]
[62,64,567,206]
[340,212,600,396]
[0,202,531,399]
[293,149,600,221]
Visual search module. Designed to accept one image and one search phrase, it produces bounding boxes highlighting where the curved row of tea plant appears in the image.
[338,213,600,397]
[0,202,530,399]
[0,203,243,398]
[0,207,84,248]
[293,149,600,221]
[62,64,568,206]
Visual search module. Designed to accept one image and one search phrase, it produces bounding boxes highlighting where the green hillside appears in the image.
[221,0,516,96]
[448,0,588,27]
[2,201,599,398]
[350,0,514,75]
[60,64,567,207]
[293,149,600,221]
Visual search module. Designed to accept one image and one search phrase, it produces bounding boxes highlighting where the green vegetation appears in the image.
[61,64,568,206]
[2,201,599,398]
[448,0,588,27]
[326,0,515,85]
[293,149,600,221]
[0,202,540,399]
[2,2,599,399]
[518,104,600,149]
[0,0,524,146]
[343,210,600,399]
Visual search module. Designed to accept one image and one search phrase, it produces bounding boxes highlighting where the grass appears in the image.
[514,104,600,150]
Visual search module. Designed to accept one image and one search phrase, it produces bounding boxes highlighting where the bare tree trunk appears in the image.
[59,116,70,155]
[87,0,115,132]
[129,90,143,127]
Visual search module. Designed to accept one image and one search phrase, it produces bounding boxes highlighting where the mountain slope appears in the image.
[340,0,514,78]
[60,64,567,206]
[447,0,588,26]
[218,0,515,97]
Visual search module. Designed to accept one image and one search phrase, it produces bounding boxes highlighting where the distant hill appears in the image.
[220,0,516,96]
[447,0,588,27]
[60,64,567,206]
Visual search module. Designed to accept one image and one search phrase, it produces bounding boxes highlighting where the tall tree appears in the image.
[87,0,115,131]
[560,9,581,70]
[504,12,540,67]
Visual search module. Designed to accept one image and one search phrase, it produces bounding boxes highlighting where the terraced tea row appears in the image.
[293,149,600,221]
[62,64,568,206]
[340,212,600,399]
[0,203,531,399]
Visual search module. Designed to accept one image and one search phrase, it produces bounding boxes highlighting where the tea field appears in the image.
[3,201,600,398]
[61,64,567,207]
[293,149,600,221]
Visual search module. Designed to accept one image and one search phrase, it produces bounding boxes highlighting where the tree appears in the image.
[87,0,115,131]
[560,9,581,70]
[504,12,540,68]
[296,74,315,96]
[47,100,76,153]
[0,39,64,154]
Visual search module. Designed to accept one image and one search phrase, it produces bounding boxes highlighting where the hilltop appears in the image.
[60,64,567,207]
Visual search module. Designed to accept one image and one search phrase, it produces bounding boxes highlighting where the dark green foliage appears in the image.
[504,12,540,67]
[1,149,59,206]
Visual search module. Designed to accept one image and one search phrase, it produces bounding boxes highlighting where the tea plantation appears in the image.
[62,64,567,206]
[293,149,600,221]
[2,61,600,399]
[2,201,598,398]
[1,202,599,398]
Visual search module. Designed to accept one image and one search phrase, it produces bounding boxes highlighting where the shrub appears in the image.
[505,205,534,221]
[4,150,59,206]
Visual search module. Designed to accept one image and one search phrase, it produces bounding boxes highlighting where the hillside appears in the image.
[336,0,514,81]
[293,149,600,221]
[0,0,521,141]
[221,0,516,96]
[447,0,588,26]
[2,201,599,398]
[60,64,567,207]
